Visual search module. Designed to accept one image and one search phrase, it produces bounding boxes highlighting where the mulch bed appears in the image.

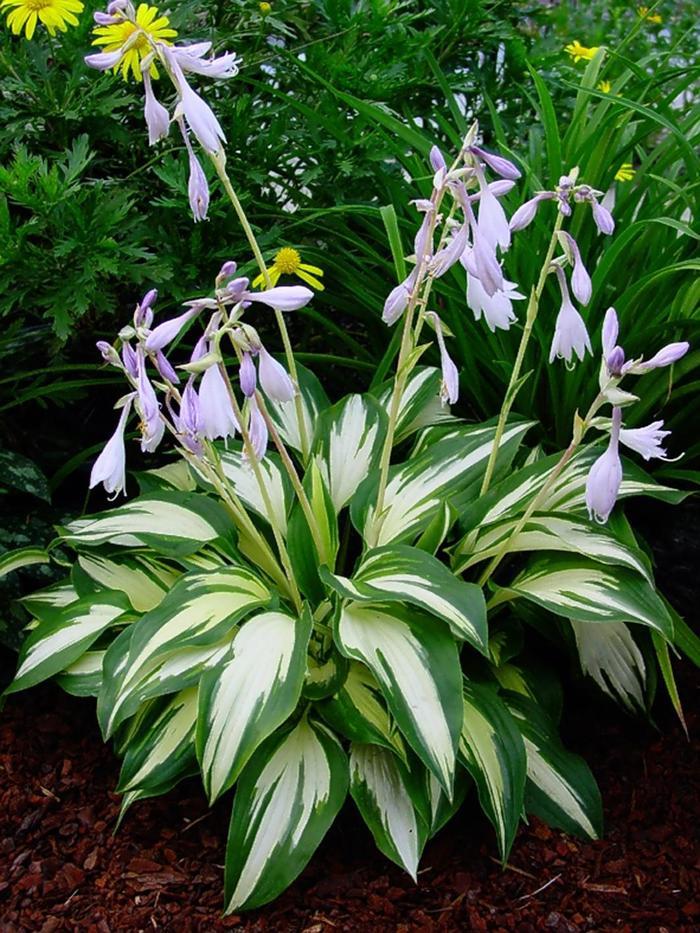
[1,501,698,932]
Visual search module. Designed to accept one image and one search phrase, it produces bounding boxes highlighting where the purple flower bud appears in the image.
[145,306,199,352]
[141,288,158,311]
[93,11,119,25]
[430,224,468,279]
[239,352,257,397]
[199,364,239,441]
[121,341,138,378]
[483,179,516,199]
[143,72,170,146]
[225,277,251,303]
[591,199,615,235]
[427,312,459,405]
[414,213,434,263]
[560,231,592,306]
[187,150,209,223]
[107,0,128,12]
[217,260,237,282]
[509,194,546,232]
[96,340,120,366]
[250,285,314,312]
[89,397,133,499]
[619,420,673,461]
[136,351,164,453]
[470,145,521,181]
[585,407,622,523]
[258,347,295,402]
[382,281,409,326]
[84,50,124,71]
[246,396,268,462]
[176,377,203,455]
[631,341,690,373]
[606,346,626,376]
[429,145,447,173]
[602,307,619,359]
[155,350,180,384]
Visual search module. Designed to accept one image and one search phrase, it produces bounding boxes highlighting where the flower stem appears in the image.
[211,153,310,460]
[479,212,565,497]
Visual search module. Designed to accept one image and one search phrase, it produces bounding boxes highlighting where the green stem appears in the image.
[210,154,310,460]
[479,212,565,497]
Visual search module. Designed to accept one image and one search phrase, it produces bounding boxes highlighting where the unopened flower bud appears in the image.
[96,341,120,366]
[239,352,257,397]
[469,145,521,180]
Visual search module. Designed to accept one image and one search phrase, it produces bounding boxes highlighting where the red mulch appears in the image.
[0,672,697,933]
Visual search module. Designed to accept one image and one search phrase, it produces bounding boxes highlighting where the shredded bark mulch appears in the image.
[1,500,698,932]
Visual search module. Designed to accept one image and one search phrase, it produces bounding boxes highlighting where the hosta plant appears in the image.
[3,1,697,914]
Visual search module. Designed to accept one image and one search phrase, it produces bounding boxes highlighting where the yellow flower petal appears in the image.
[25,10,37,38]
[296,269,325,290]
[299,263,324,277]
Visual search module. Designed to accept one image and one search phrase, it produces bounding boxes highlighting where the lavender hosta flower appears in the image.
[586,407,623,523]
[199,363,239,441]
[413,212,434,264]
[628,341,689,374]
[171,42,240,79]
[239,352,257,397]
[462,235,504,297]
[429,145,447,173]
[143,72,170,146]
[168,52,227,155]
[93,10,120,25]
[176,377,203,455]
[249,285,314,312]
[155,349,180,384]
[466,273,525,332]
[145,306,200,353]
[187,147,210,222]
[559,231,592,305]
[469,145,521,181]
[475,167,511,251]
[427,312,459,405]
[136,352,165,453]
[121,341,139,378]
[382,281,410,326]
[591,198,615,235]
[258,348,295,402]
[134,288,157,328]
[216,260,237,285]
[246,396,268,461]
[84,50,125,70]
[619,421,673,461]
[90,396,134,499]
[96,340,120,366]
[430,224,468,279]
[549,267,592,365]
[601,306,689,376]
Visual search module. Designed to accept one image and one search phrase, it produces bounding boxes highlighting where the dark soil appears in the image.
[1,499,698,932]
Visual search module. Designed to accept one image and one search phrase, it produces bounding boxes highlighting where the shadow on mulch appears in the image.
[1,499,698,932]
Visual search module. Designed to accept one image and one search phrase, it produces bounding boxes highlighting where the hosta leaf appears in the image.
[506,693,603,839]
[454,513,652,581]
[197,609,313,803]
[319,661,405,758]
[77,554,177,612]
[56,649,105,697]
[376,367,455,442]
[0,547,49,579]
[21,581,78,616]
[314,393,387,511]
[459,681,526,860]
[224,716,348,913]
[136,460,196,494]
[7,590,131,694]
[322,544,487,652]
[60,492,234,555]
[287,460,338,601]
[116,688,199,803]
[349,743,428,879]
[571,620,647,712]
[97,567,270,737]
[219,448,292,535]
[355,420,531,548]
[266,363,330,454]
[335,603,462,794]
[505,556,673,637]
[424,769,469,837]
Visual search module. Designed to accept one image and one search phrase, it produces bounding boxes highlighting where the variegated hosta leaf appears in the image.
[60,492,234,554]
[336,603,462,794]
[56,649,105,697]
[7,590,131,694]
[220,448,292,535]
[314,393,387,511]
[453,513,652,581]
[116,688,198,804]
[136,460,197,494]
[461,448,686,535]
[424,768,469,837]
[349,744,428,880]
[506,693,603,839]
[197,609,312,803]
[571,620,647,712]
[224,716,348,913]
[355,420,532,548]
[0,547,49,579]
[376,367,455,443]
[21,581,78,617]
[322,544,487,653]
[266,363,330,454]
[97,567,270,737]
[319,661,405,759]
[505,556,673,637]
[459,681,526,860]
[77,554,177,612]
[287,460,338,601]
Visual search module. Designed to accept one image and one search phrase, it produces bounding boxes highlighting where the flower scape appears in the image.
[0,0,696,920]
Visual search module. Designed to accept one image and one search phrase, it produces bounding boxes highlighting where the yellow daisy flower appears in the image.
[598,80,612,93]
[615,163,635,182]
[92,2,177,82]
[564,41,600,63]
[1,0,83,40]
[637,6,662,24]
[259,1,271,13]
[253,247,325,291]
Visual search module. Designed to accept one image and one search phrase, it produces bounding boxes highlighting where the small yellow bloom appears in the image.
[253,247,325,291]
[259,1,271,14]
[598,80,612,93]
[92,2,177,82]
[565,41,600,63]
[637,6,662,24]
[1,0,83,40]
[615,163,635,182]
